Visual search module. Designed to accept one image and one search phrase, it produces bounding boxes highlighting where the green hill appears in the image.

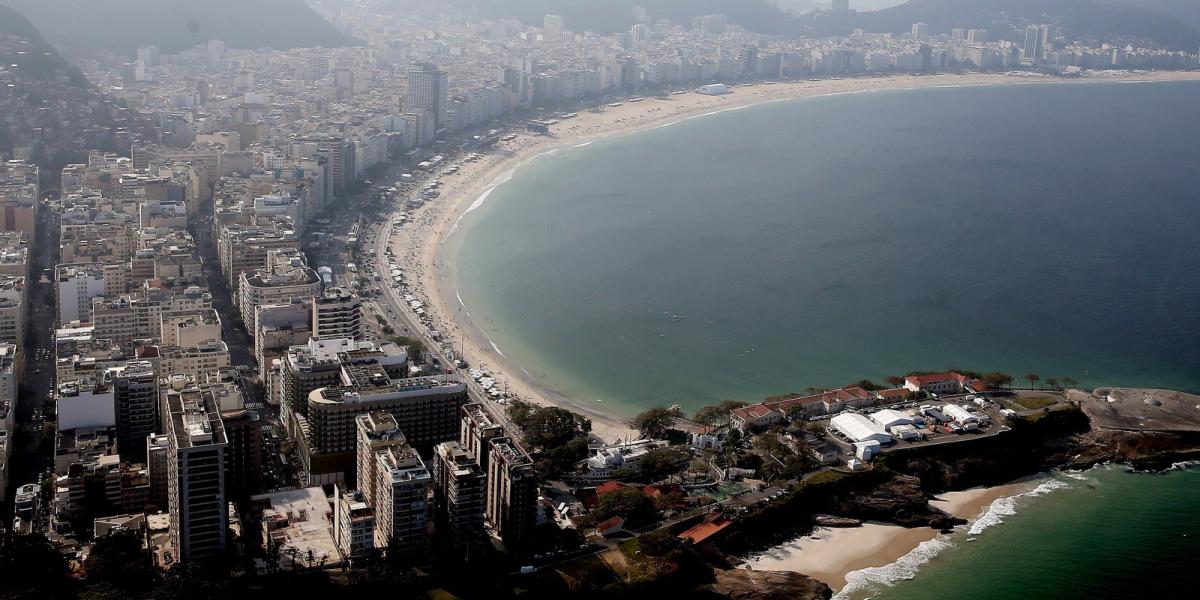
[1115,0,1200,32]
[0,4,87,86]
[435,0,796,35]
[0,0,356,54]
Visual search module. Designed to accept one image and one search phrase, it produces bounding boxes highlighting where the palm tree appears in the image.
[1025,374,1040,389]
[1062,376,1079,389]
[1045,377,1060,390]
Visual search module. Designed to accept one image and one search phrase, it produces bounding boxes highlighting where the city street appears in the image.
[5,196,60,514]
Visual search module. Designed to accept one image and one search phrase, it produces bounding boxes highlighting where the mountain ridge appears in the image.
[433,0,796,35]
[845,0,1200,49]
[0,4,87,86]
[0,0,357,54]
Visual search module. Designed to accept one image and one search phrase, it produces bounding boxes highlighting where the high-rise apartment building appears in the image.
[333,485,376,562]
[146,432,169,508]
[911,23,929,41]
[1023,24,1050,64]
[543,14,564,40]
[56,264,107,323]
[312,287,361,340]
[302,367,464,484]
[485,437,537,550]
[407,63,449,132]
[460,403,504,475]
[279,337,407,438]
[110,360,159,457]
[372,445,430,556]
[0,277,24,345]
[432,441,486,554]
[355,412,407,502]
[165,383,228,562]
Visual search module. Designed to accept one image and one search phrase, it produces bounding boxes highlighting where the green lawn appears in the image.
[1014,396,1058,410]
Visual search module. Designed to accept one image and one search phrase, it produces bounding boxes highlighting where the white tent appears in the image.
[943,404,978,424]
[870,409,914,431]
[831,413,892,444]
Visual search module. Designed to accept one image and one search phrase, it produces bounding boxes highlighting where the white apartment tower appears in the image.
[313,287,362,340]
[407,63,449,132]
[543,14,564,40]
[333,485,376,562]
[355,411,407,506]
[373,445,430,556]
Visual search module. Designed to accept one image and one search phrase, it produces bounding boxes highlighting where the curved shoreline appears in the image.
[390,70,1200,440]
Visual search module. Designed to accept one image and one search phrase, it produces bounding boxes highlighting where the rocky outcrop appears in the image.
[1073,429,1200,471]
[813,515,861,528]
[831,474,964,530]
[709,569,832,600]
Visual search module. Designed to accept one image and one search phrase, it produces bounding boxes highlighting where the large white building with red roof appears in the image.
[730,386,901,432]
[903,372,988,395]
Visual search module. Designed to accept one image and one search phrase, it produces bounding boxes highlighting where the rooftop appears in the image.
[252,487,338,567]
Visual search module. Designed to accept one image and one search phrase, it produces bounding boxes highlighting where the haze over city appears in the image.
[0,1,1198,599]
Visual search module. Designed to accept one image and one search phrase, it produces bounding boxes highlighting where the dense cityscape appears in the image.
[1,1,1199,598]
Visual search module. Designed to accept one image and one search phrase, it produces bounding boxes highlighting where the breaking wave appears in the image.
[968,479,1069,536]
[834,537,954,600]
[834,476,1075,598]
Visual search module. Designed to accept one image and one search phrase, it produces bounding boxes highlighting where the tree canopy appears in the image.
[693,400,746,426]
[982,371,1015,389]
[594,487,658,529]
[636,447,690,482]
[633,406,681,439]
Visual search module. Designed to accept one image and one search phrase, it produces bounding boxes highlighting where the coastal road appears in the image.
[367,160,521,433]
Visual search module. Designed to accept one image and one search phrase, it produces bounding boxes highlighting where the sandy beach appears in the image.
[744,522,942,591]
[740,478,1041,592]
[385,70,1200,441]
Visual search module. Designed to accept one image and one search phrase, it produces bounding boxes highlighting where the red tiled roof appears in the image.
[595,481,625,497]
[596,516,625,534]
[905,372,965,386]
[770,387,875,412]
[678,513,732,545]
[732,404,776,420]
[877,387,908,399]
[966,378,990,391]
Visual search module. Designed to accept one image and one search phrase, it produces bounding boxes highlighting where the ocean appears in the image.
[450,80,1200,419]
[838,464,1200,600]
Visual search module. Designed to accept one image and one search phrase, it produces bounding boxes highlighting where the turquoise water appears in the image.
[451,81,1200,418]
[842,465,1200,600]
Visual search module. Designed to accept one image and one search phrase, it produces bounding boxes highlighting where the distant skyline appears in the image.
[774,0,908,12]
